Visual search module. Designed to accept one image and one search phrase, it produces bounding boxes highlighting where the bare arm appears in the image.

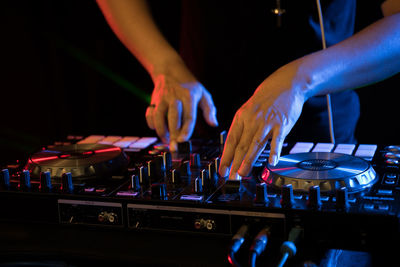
[97,0,181,79]
[300,12,400,98]
[97,0,218,149]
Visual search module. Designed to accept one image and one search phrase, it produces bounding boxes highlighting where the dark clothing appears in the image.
[179,0,364,143]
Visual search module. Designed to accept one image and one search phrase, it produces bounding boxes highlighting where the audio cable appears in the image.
[228,225,249,267]
[276,226,303,267]
[316,0,336,144]
[249,227,271,267]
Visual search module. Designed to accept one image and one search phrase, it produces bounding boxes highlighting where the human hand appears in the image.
[145,72,218,151]
[218,64,308,180]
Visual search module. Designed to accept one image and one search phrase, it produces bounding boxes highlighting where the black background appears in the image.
[0,0,399,163]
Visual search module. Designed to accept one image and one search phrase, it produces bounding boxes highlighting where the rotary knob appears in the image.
[190,153,201,168]
[130,174,141,191]
[170,169,181,184]
[0,169,10,189]
[61,172,74,193]
[307,185,322,209]
[194,177,203,193]
[138,165,149,187]
[336,187,350,211]
[179,160,191,177]
[20,170,31,191]
[254,183,269,204]
[280,184,294,208]
[162,151,172,171]
[40,171,52,192]
[147,156,165,182]
[178,141,192,155]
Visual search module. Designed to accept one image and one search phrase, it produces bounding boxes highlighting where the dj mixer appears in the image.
[0,132,399,266]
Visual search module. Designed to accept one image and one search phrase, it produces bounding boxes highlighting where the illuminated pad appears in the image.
[355,144,377,160]
[98,136,122,145]
[289,142,314,154]
[312,143,334,153]
[77,135,105,144]
[129,137,158,149]
[334,144,356,155]
[113,136,139,148]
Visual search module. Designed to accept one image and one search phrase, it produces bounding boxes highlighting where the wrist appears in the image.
[149,54,196,84]
[288,56,321,101]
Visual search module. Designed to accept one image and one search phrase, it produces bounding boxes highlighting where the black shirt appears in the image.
[179,0,366,143]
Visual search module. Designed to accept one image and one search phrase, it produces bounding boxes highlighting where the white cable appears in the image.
[316,0,335,144]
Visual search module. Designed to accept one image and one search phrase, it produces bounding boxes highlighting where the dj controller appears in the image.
[0,133,400,266]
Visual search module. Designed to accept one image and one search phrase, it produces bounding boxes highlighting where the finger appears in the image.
[199,89,218,127]
[168,100,182,151]
[153,101,169,143]
[177,98,197,142]
[237,124,272,176]
[228,124,257,180]
[145,105,155,130]
[218,114,243,178]
[269,125,286,166]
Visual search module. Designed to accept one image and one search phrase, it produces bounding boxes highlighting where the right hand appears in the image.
[146,72,218,151]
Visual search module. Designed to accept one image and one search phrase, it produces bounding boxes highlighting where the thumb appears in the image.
[199,89,218,127]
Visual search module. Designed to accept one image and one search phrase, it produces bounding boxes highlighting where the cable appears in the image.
[248,227,271,267]
[316,0,335,144]
[227,225,249,267]
[276,227,303,267]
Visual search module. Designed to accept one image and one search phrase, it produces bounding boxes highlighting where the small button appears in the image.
[384,179,396,185]
[363,204,374,210]
[385,173,397,179]
[148,150,160,155]
[257,157,268,163]
[321,196,330,201]
[386,145,400,153]
[385,152,400,159]
[95,188,106,193]
[378,205,389,211]
[348,198,356,203]
[377,189,393,195]
[386,159,399,165]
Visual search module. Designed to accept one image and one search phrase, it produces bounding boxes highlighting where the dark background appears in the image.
[1,0,399,163]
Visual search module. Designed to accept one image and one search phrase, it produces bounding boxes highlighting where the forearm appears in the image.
[295,13,400,99]
[96,0,187,80]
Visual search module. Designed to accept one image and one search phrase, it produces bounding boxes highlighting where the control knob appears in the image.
[61,172,74,193]
[20,170,31,191]
[280,184,294,208]
[40,171,52,192]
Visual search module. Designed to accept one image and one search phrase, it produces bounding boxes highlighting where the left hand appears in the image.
[218,64,308,180]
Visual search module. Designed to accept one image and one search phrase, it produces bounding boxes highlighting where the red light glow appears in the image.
[94,147,121,154]
[32,156,59,163]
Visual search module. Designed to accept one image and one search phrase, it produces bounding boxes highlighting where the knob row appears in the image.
[0,169,74,193]
[255,183,350,210]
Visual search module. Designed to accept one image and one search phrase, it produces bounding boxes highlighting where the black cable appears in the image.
[227,225,249,267]
[249,227,271,267]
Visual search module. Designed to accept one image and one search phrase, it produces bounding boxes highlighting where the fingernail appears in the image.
[269,155,278,166]
[229,172,241,181]
[169,140,178,152]
[211,115,219,127]
[219,165,230,177]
